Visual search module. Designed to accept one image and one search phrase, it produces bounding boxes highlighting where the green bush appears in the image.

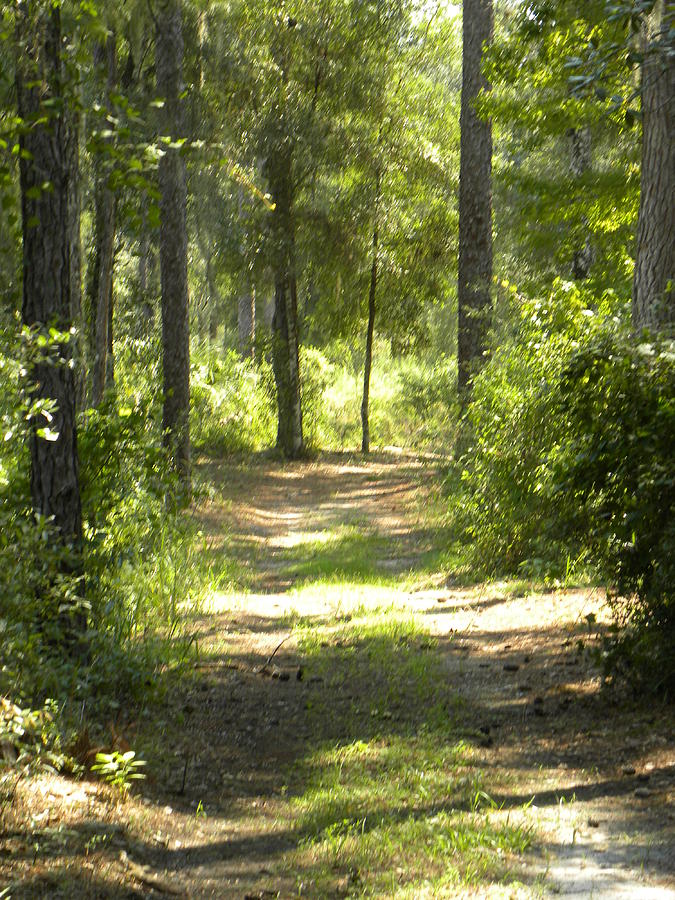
[395,354,458,448]
[311,340,458,452]
[0,330,207,718]
[452,280,609,576]
[551,329,675,691]
[190,349,276,454]
[453,281,674,691]
[301,345,336,451]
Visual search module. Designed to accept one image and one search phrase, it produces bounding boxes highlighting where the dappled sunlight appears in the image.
[5,453,671,898]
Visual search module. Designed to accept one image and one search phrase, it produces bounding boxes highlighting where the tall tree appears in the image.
[348,5,455,453]
[457,0,493,396]
[568,126,593,279]
[156,0,190,489]
[265,129,303,457]
[215,0,363,457]
[361,169,380,454]
[86,30,117,406]
[632,0,674,333]
[16,0,83,609]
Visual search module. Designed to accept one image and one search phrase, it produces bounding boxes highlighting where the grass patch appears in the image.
[280,612,534,896]
[282,526,397,586]
[275,522,454,593]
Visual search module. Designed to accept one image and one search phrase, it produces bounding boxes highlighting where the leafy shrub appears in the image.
[190,349,276,454]
[395,355,458,448]
[0,698,73,775]
[0,328,207,719]
[77,396,208,714]
[452,279,611,576]
[91,749,146,793]
[309,340,458,452]
[453,281,674,690]
[301,345,335,451]
[550,329,675,691]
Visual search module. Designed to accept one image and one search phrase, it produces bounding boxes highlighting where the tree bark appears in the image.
[157,0,191,491]
[457,0,493,397]
[237,277,255,360]
[568,126,594,280]
[16,2,83,608]
[206,253,221,345]
[632,0,674,333]
[361,171,381,455]
[87,33,117,406]
[139,218,156,325]
[265,143,303,458]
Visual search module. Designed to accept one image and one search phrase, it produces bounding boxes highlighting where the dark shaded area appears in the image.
[8,877,146,900]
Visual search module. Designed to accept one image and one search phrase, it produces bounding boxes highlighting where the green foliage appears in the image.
[189,339,458,456]
[77,396,208,714]
[300,345,335,452]
[91,749,146,794]
[0,321,207,721]
[450,280,611,576]
[550,330,675,691]
[0,698,73,776]
[488,0,639,296]
[190,349,276,455]
[313,340,458,452]
[452,281,674,691]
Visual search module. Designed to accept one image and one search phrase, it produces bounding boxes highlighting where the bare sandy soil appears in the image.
[2,452,674,898]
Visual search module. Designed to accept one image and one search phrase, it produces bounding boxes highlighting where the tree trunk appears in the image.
[207,253,220,344]
[157,0,191,491]
[107,245,115,388]
[457,0,493,397]
[237,277,255,360]
[87,33,117,406]
[138,220,155,325]
[265,143,303,458]
[632,1,674,333]
[361,171,381,455]
[568,126,594,280]
[16,2,83,626]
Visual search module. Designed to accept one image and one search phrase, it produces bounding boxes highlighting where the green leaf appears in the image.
[36,427,60,442]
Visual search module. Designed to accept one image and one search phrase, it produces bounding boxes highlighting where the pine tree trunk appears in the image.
[361,172,381,455]
[632,1,675,333]
[569,126,593,280]
[106,252,115,388]
[237,278,255,360]
[139,222,155,325]
[157,0,191,490]
[457,0,493,397]
[206,254,220,345]
[16,2,83,620]
[87,33,117,406]
[266,143,303,458]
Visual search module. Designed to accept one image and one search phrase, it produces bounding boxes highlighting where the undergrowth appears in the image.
[0,328,210,760]
[190,337,458,455]
[450,279,675,692]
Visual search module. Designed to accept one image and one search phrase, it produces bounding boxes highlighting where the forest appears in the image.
[0,0,673,897]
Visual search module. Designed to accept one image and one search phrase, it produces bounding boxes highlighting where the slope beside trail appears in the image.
[3,452,674,898]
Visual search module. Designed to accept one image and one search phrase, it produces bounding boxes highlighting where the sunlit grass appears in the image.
[278,612,535,896]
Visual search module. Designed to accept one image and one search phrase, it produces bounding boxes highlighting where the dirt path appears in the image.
[3,453,674,898]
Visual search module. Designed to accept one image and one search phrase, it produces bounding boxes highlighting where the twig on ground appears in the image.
[259,634,293,671]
